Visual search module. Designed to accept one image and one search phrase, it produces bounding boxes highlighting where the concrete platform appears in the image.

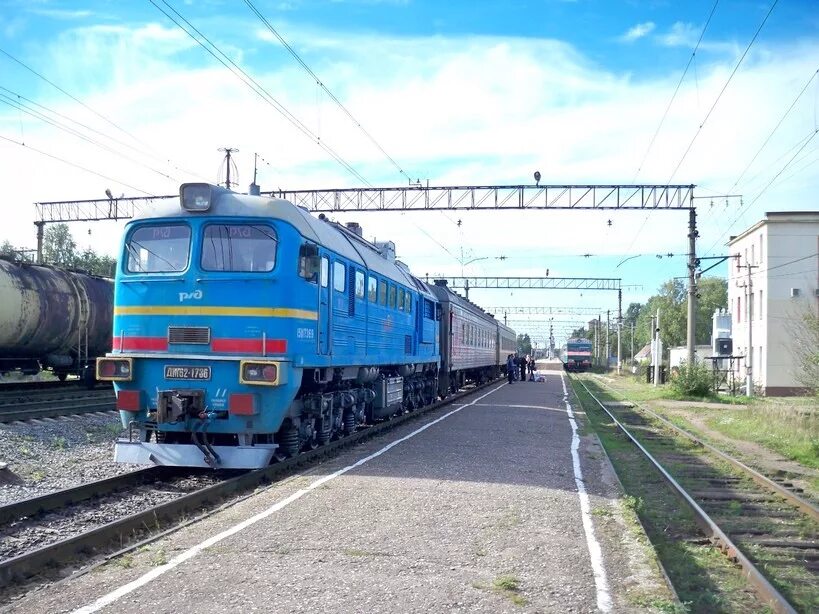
[4,375,675,613]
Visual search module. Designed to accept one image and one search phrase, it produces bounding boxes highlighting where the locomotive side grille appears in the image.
[168,326,211,344]
[405,335,412,354]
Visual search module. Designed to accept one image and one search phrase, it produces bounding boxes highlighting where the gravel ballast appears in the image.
[0,413,136,506]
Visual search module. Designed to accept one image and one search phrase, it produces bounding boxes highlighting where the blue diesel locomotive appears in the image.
[98,184,513,469]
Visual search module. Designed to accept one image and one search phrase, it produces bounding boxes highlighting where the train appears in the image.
[98,183,515,469]
[562,337,592,372]
[0,257,113,384]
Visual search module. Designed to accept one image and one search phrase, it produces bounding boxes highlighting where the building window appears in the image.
[759,290,763,320]
[759,235,763,264]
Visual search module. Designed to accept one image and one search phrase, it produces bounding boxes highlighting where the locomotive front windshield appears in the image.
[201,224,278,272]
[126,225,191,273]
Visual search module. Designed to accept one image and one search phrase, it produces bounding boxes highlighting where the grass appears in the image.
[492,575,527,606]
[51,436,68,450]
[569,377,768,613]
[706,402,819,469]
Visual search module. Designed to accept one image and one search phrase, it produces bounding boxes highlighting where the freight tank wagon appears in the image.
[100,184,442,469]
[0,258,113,382]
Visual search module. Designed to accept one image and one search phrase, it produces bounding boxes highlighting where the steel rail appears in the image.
[572,376,797,614]
[0,401,116,423]
[589,375,819,521]
[0,380,501,589]
[0,467,166,525]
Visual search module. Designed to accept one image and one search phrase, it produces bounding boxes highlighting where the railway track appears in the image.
[0,388,116,422]
[572,376,818,614]
[0,381,498,592]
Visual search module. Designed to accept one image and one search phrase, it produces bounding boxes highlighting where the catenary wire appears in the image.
[623,0,721,253]
[0,92,178,184]
[665,0,779,186]
[705,128,818,254]
[242,0,413,184]
[632,0,720,183]
[0,134,155,195]
[151,0,371,187]
[626,0,779,254]
[727,68,819,194]
[0,46,206,182]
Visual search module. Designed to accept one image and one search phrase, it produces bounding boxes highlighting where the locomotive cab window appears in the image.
[200,224,277,272]
[388,285,397,309]
[298,243,319,282]
[398,288,405,311]
[126,224,190,273]
[405,292,412,313]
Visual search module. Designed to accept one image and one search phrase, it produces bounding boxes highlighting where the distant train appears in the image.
[98,184,515,469]
[0,258,113,384]
[562,337,592,372]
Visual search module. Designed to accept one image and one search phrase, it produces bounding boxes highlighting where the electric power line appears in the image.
[0,134,156,195]
[0,46,205,182]
[632,0,720,182]
[242,0,413,184]
[706,128,818,253]
[727,68,819,194]
[150,0,371,187]
[0,91,178,184]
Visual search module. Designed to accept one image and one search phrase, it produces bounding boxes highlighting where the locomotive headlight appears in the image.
[97,357,134,381]
[239,360,284,386]
[180,183,213,212]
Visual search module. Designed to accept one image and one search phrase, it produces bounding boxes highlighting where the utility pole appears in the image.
[34,221,45,264]
[617,288,622,374]
[597,314,602,367]
[654,308,662,387]
[606,310,610,371]
[740,259,759,396]
[630,323,635,365]
[218,147,239,189]
[686,205,698,366]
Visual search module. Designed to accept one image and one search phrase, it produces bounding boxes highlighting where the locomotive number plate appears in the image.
[164,365,211,380]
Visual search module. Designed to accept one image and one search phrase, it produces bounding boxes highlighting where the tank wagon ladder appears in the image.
[66,273,90,375]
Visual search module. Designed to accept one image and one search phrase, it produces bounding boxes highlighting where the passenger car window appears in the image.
[126,224,190,273]
[368,277,377,302]
[355,270,365,299]
[333,262,346,292]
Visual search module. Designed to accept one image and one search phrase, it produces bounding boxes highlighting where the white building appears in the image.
[727,211,819,395]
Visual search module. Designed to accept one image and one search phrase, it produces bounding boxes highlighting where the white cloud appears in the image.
[619,21,655,43]
[1,23,817,314]
[29,8,94,20]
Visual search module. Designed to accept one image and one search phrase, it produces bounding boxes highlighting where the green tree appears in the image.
[42,224,78,268]
[0,240,15,258]
[517,333,532,356]
[624,302,643,326]
[75,248,117,277]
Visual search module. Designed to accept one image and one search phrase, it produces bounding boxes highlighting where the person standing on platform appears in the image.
[520,355,527,382]
[528,356,536,380]
[506,354,515,384]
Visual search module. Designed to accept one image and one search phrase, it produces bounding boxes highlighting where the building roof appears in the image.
[728,210,819,245]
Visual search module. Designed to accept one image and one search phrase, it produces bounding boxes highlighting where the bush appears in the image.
[670,361,713,397]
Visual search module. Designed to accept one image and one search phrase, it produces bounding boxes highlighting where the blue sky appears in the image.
[1,0,817,345]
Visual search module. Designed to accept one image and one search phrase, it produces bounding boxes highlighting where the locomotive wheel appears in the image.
[56,371,68,382]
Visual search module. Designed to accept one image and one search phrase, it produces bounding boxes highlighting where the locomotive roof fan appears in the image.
[180,183,214,212]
